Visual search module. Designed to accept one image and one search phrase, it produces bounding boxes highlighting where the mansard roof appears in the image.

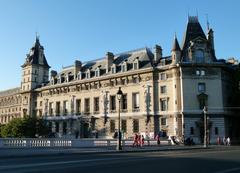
[58,47,154,77]
[181,16,207,51]
[0,87,21,97]
[22,37,50,68]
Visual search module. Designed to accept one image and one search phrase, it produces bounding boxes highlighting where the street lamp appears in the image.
[203,106,208,148]
[116,87,123,151]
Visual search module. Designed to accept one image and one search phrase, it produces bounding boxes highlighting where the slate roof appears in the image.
[181,16,207,51]
[172,36,181,51]
[22,37,50,68]
[57,47,154,77]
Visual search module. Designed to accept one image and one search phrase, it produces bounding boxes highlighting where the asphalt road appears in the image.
[0,147,240,173]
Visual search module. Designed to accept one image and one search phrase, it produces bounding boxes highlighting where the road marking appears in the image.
[214,167,240,173]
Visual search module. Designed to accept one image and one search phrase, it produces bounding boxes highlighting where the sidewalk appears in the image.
[0,145,223,158]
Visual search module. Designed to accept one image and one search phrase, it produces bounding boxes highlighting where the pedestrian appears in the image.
[141,135,145,147]
[227,137,231,146]
[222,136,226,145]
[146,134,150,146]
[132,133,138,147]
[156,134,160,145]
[217,136,221,145]
[138,134,141,147]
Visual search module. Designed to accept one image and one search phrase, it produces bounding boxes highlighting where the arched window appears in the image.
[195,50,204,63]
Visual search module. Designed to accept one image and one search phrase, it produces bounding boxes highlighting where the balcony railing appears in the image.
[132,108,140,112]
[121,109,128,113]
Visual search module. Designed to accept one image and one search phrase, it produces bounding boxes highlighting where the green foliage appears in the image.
[0,116,50,138]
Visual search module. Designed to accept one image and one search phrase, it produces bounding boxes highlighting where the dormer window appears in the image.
[95,69,100,77]
[195,50,204,63]
[133,57,139,70]
[121,64,126,72]
[86,72,90,79]
[111,64,116,74]
[133,62,138,70]
[121,62,127,72]
[78,71,82,80]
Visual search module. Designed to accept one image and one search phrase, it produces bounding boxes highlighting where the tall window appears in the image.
[49,102,53,116]
[84,98,90,113]
[161,118,167,126]
[160,99,168,111]
[110,120,115,133]
[110,95,116,111]
[160,73,167,80]
[56,102,60,116]
[94,97,99,113]
[133,119,139,133]
[198,83,206,93]
[195,50,204,63]
[121,120,127,132]
[76,99,81,114]
[132,92,140,110]
[160,86,167,94]
[63,101,68,115]
[121,94,127,110]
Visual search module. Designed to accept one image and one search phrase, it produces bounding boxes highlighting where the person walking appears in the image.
[156,134,160,145]
[222,136,226,145]
[141,135,145,147]
[133,133,138,147]
[227,137,231,146]
[217,136,221,145]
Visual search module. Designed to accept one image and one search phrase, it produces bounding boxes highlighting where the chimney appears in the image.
[154,45,162,63]
[106,52,114,73]
[74,60,82,78]
[50,70,57,78]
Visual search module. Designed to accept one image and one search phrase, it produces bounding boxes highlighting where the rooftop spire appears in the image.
[172,34,181,51]
[206,14,210,31]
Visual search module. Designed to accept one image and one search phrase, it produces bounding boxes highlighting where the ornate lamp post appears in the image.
[203,106,208,148]
[116,87,123,151]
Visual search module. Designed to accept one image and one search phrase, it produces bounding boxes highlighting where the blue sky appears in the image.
[0,0,239,91]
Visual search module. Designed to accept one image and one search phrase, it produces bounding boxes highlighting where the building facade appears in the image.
[0,16,238,143]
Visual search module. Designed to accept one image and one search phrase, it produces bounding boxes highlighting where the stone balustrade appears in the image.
[0,138,171,148]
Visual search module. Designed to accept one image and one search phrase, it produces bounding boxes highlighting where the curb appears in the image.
[0,146,209,159]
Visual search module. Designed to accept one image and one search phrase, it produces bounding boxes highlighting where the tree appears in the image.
[0,117,50,138]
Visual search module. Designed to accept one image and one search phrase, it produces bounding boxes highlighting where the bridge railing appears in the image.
[0,138,172,148]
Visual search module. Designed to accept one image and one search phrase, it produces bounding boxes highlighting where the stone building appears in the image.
[0,16,238,143]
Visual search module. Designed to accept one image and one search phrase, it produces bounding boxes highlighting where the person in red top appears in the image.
[133,133,138,147]
[141,135,145,147]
